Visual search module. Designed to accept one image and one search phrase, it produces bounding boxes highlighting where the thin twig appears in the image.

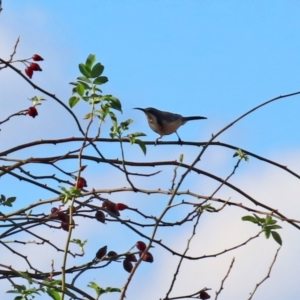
[248,247,281,300]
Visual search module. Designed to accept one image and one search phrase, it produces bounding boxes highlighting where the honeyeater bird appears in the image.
[134,107,207,144]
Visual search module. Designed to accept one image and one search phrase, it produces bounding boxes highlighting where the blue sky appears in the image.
[1,1,300,300]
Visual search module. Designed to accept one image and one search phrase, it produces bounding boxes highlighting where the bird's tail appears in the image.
[183,116,207,122]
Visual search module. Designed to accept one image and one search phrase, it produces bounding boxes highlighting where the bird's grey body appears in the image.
[134,107,207,144]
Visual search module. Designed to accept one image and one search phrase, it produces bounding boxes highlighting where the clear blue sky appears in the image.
[1,2,300,300]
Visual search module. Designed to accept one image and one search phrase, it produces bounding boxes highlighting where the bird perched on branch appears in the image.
[134,107,207,144]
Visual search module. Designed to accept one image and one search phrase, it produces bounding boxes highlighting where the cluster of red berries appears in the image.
[51,207,75,232]
[25,54,43,79]
[94,241,153,274]
[95,200,128,223]
[135,240,154,263]
[123,241,154,273]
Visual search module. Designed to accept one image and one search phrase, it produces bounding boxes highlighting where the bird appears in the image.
[134,107,207,144]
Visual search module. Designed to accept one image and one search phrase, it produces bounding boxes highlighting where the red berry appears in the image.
[95,211,105,223]
[102,200,120,216]
[96,245,107,259]
[107,251,118,259]
[51,207,59,214]
[116,203,128,211]
[139,251,154,263]
[25,67,33,78]
[126,253,137,262]
[28,106,38,118]
[123,259,133,273]
[32,54,44,61]
[30,62,42,71]
[136,241,146,251]
[57,212,68,222]
[61,222,69,231]
[75,177,87,189]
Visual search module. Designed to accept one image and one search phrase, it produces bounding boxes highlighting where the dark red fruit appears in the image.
[28,106,38,118]
[61,222,69,231]
[136,241,146,251]
[116,203,128,211]
[107,251,118,259]
[102,200,120,216]
[57,212,68,222]
[96,245,107,259]
[75,177,87,189]
[95,211,105,223]
[199,290,211,299]
[126,253,137,262]
[29,62,42,71]
[123,259,133,273]
[139,251,153,263]
[32,54,44,61]
[25,67,33,78]
[51,207,59,214]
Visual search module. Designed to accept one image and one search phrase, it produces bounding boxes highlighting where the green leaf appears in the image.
[134,139,147,155]
[76,82,85,96]
[120,119,133,130]
[241,216,259,224]
[265,224,282,230]
[233,148,249,161]
[88,281,102,297]
[91,63,104,78]
[69,96,80,108]
[101,94,122,112]
[129,132,146,138]
[198,204,214,212]
[271,231,282,245]
[77,76,92,83]
[104,287,121,293]
[3,196,16,207]
[109,111,118,129]
[47,288,60,300]
[77,80,91,90]
[85,54,96,70]
[83,112,93,119]
[265,215,272,225]
[179,154,184,163]
[93,76,108,85]
[79,63,91,78]
[264,229,271,239]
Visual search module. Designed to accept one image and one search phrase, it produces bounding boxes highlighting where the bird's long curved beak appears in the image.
[133,107,145,111]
